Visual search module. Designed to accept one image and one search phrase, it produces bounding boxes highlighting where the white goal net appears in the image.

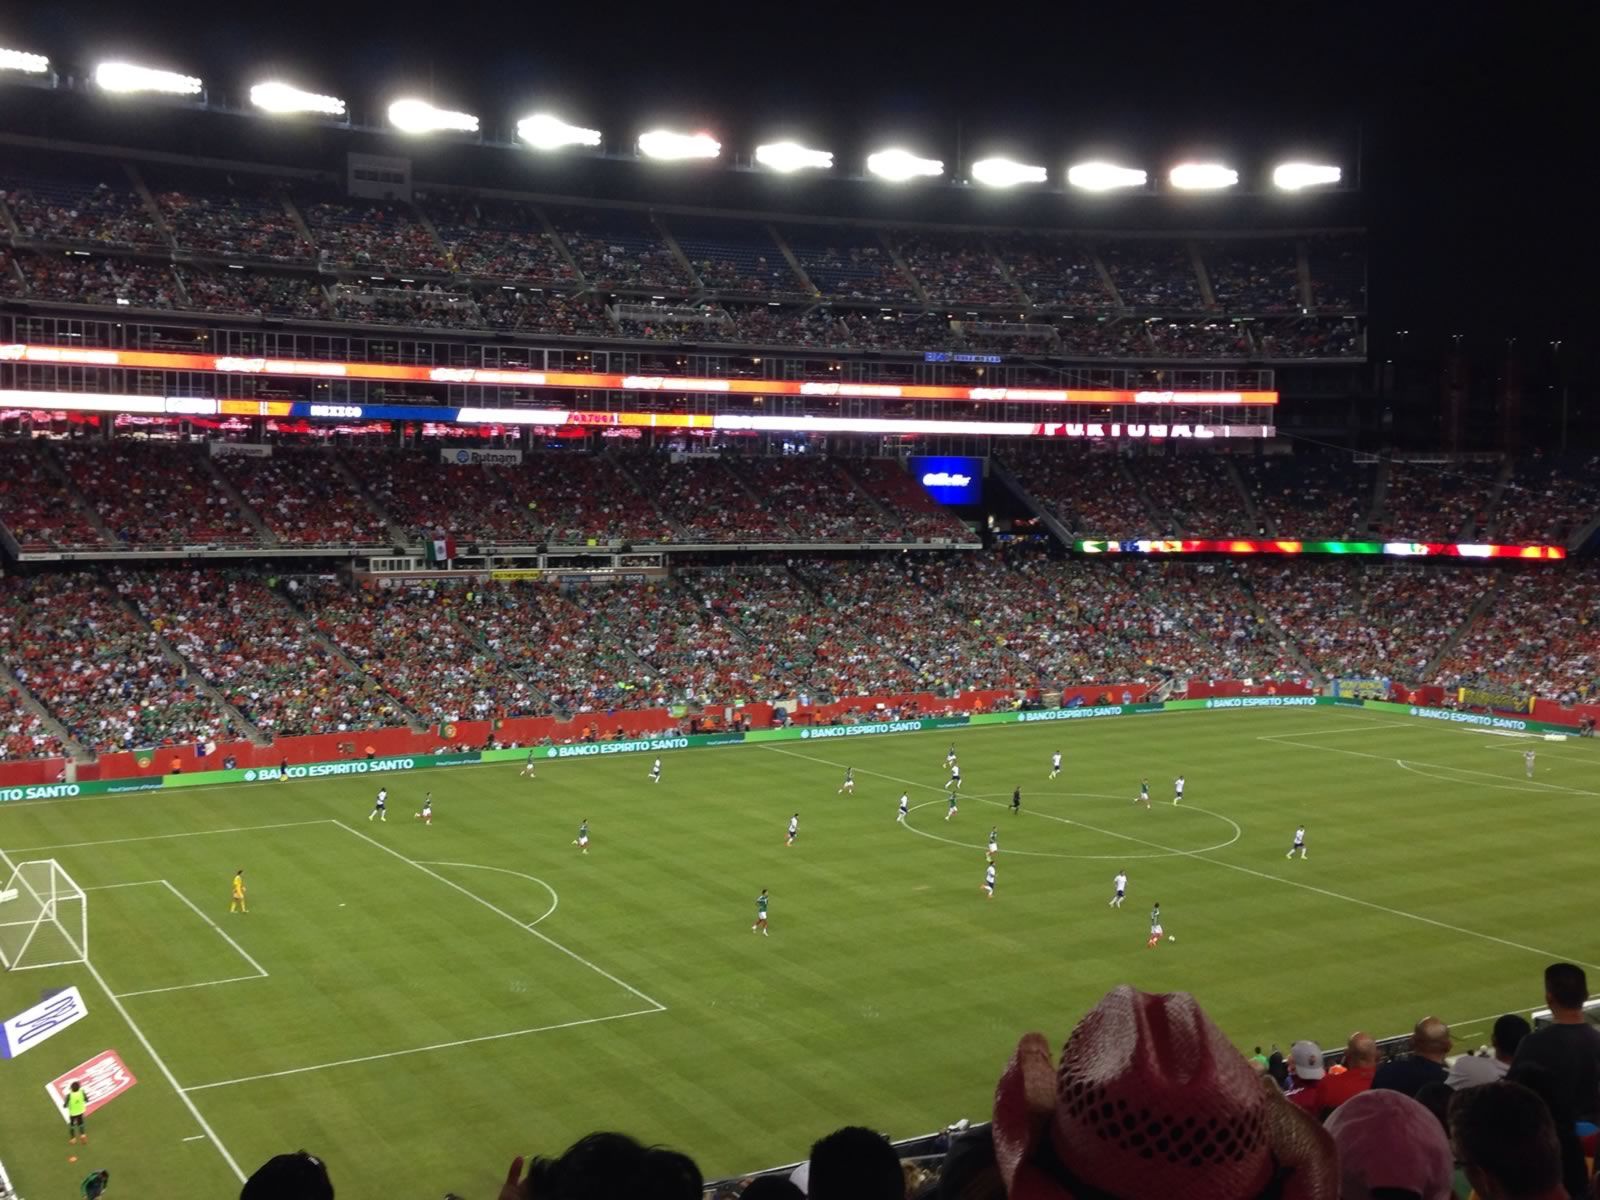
[0,851,87,971]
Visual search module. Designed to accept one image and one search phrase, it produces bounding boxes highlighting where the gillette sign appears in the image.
[907,456,983,505]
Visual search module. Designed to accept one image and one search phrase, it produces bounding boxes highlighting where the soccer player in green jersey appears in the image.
[945,790,958,821]
[81,1168,109,1199]
[752,889,769,935]
[574,820,589,854]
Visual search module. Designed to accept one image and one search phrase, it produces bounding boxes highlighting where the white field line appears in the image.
[763,745,1600,972]
[417,861,559,927]
[332,820,665,1012]
[84,878,268,997]
[1261,736,1600,797]
[83,957,246,1182]
[182,1007,662,1092]
[6,819,333,854]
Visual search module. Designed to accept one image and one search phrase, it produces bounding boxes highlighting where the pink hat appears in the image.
[994,986,1337,1200]
[1323,1088,1455,1200]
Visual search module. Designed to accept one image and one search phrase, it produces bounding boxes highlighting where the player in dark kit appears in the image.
[1010,787,1021,815]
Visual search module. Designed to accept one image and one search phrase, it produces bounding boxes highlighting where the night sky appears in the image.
[10,1,1594,351]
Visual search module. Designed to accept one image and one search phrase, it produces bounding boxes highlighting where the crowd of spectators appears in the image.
[5,249,180,309]
[1236,451,1376,538]
[343,451,548,545]
[1135,452,1255,537]
[781,228,919,303]
[1,172,163,248]
[1498,453,1600,546]
[296,578,542,722]
[1249,562,1492,680]
[417,192,576,283]
[1381,461,1502,540]
[1203,239,1303,312]
[329,282,485,331]
[1055,318,1154,357]
[477,288,617,337]
[0,687,64,761]
[1255,317,1363,357]
[300,196,451,273]
[547,207,696,290]
[730,457,897,542]
[666,217,809,297]
[1146,318,1254,358]
[56,441,262,548]
[0,440,107,550]
[0,572,230,753]
[1101,241,1204,310]
[893,233,1019,305]
[115,570,399,737]
[519,454,652,545]
[626,456,789,543]
[1001,444,1154,536]
[1435,565,1600,704]
[849,459,974,541]
[210,449,392,547]
[678,564,822,698]
[1307,236,1368,311]
[989,233,1113,310]
[177,266,329,320]
[154,180,313,263]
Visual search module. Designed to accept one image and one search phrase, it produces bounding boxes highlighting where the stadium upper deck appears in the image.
[0,144,1364,366]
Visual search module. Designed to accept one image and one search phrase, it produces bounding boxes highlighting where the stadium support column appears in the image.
[1440,348,1467,452]
[1498,342,1522,456]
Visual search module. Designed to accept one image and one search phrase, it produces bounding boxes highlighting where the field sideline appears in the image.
[0,706,1594,1200]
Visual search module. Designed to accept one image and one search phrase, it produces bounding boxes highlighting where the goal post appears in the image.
[0,852,88,971]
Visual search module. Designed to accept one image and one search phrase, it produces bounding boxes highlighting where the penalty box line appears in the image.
[179,821,668,1092]
[764,745,1600,973]
[83,879,269,998]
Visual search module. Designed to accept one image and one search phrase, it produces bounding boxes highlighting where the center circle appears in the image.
[901,790,1241,860]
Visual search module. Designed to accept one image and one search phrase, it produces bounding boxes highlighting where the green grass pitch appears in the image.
[0,707,1593,1199]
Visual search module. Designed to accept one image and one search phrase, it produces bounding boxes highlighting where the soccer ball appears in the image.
[1167,935,1176,942]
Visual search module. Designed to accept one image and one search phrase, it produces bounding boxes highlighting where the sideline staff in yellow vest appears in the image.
[65,1080,88,1144]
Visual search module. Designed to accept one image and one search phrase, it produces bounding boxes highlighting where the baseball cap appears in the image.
[1324,1089,1454,1200]
[1291,1040,1326,1081]
[240,1151,334,1200]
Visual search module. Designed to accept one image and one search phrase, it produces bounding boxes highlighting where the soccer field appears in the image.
[0,707,1593,1199]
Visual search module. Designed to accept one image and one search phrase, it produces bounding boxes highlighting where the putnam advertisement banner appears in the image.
[441,447,523,467]
[207,441,272,459]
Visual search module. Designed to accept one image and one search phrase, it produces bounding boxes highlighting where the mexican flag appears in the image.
[427,536,457,565]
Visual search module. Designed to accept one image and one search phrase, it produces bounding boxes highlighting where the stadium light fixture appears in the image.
[754,141,834,172]
[250,82,346,117]
[1272,162,1342,191]
[1067,161,1148,191]
[637,129,721,160]
[518,113,602,150]
[1169,162,1239,190]
[93,61,202,96]
[388,98,479,135]
[0,48,49,75]
[866,148,943,182]
[971,157,1047,188]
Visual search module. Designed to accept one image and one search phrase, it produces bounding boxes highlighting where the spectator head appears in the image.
[807,1126,904,1200]
[1342,1032,1379,1069]
[1411,1082,1455,1134]
[1490,1013,1532,1062]
[1542,962,1587,1014]
[1503,1061,1587,1200]
[1290,1040,1325,1083]
[739,1177,806,1200]
[1449,1081,1565,1200]
[1324,1088,1455,1200]
[523,1132,701,1200]
[991,985,1335,1200]
[240,1151,334,1200]
[1410,1017,1451,1062]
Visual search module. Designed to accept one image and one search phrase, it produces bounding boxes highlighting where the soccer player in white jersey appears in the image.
[1287,825,1307,859]
[837,767,855,795]
[369,787,388,821]
[1049,751,1062,780]
[945,745,958,769]
[1173,775,1186,805]
[947,762,962,791]
[982,863,996,898]
[987,826,999,863]
[786,813,799,847]
[1524,749,1536,779]
[897,793,909,823]
[520,750,538,778]
[649,758,662,783]
[415,793,432,825]
[1110,870,1128,907]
